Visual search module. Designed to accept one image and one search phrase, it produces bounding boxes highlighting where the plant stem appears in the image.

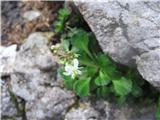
[80,59,98,68]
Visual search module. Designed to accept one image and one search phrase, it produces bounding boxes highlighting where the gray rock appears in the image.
[65,103,100,120]
[65,99,156,120]
[94,100,156,120]
[9,32,76,120]
[137,49,160,88]
[26,87,76,120]
[23,10,41,21]
[10,32,58,101]
[74,1,160,87]
[0,44,17,76]
[1,79,17,117]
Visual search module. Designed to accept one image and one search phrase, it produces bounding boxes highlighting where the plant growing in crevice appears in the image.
[51,7,159,107]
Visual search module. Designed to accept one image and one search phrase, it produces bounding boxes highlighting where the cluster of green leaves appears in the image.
[53,8,159,106]
[59,29,145,103]
[54,8,70,33]
[156,97,160,120]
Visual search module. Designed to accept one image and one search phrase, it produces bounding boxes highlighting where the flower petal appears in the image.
[63,72,71,76]
[65,64,72,74]
[71,74,75,79]
[73,59,79,69]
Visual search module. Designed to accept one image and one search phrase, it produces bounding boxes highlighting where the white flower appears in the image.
[51,44,60,50]
[63,59,82,79]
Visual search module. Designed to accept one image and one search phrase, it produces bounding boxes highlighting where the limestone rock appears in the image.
[23,10,41,21]
[94,100,156,120]
[9,32,76,120]
[0,44,17,76]
[10,32,58,101]
[26,87,76,120]
[74,0,160,87]
[137,49,160,89]
[65,103,100,120]
[1,79,17,117]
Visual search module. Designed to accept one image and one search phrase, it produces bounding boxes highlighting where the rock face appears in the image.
[0,44,17,76]
[10,32,58,101]
[26,87,75,120]
[65,100,156,120]
[137,49,160,88]
[1,32,157,120]
[65,102,100,120]
[1,79,18,117]
[74,1,160,88]
[10,32,76,120]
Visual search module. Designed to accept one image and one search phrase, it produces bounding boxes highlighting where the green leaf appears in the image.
[64,78,75,90]
[95,71,110,86]
[156,97,160,120]
[61,40,70,51]
[74,78,90,97]
[71,30,89,53]
[97,54,112,67]
[100,70,110,80]
[96,86,110,98]
[131,83,143,97]
[113,77,132,96]
[54,21,63,33]
[59,68,75,90]
[117,96,126,106]
[86,66,98,76]
[58,8,70,18]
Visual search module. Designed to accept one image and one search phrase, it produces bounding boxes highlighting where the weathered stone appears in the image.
[9,32,77,120]
[0,44,17,76]
[26,87,76,120]
[10,32,58,101]
[23,10,41,21]
[65,102,100,120]
[94,100,156,120]
[65,99,156,120]
[74,1,160,87]
[1,79,18,117]
[137,49,160,89]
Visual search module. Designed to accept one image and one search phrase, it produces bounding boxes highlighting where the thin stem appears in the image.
[80,59,98,68]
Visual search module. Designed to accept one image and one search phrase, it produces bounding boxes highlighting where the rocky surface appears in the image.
[74,1,160,88]
[65,100,156,120]
[10,32,57,101]
[65,105,100,120]
[1,30,157,120]
[9,32,76,120]
[1,1,62,46]
[1,77,25,120]
[1,79,18,117]
[26,87,75,120]
[22,10,41,21]
[0,44,17,76]
[1,1,159,120]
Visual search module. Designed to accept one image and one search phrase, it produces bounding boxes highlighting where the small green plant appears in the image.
[156,97,160,120]
[51,8,159,106]
[54,8,70,33]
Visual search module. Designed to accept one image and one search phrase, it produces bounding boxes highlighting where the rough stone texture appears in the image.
[65,103,100,120]
[137,49,160,88]
[74,1,160,88]
[22,10,41,21]
[110,104,155,120]
[65,100,156,120]
[10,32,76,120]
[1,79,18,117]
[26,87,76,120]
[10,32,58,101]
[0,44,17,76]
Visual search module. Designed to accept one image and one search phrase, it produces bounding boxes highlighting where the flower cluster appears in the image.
[63,59,81,79]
